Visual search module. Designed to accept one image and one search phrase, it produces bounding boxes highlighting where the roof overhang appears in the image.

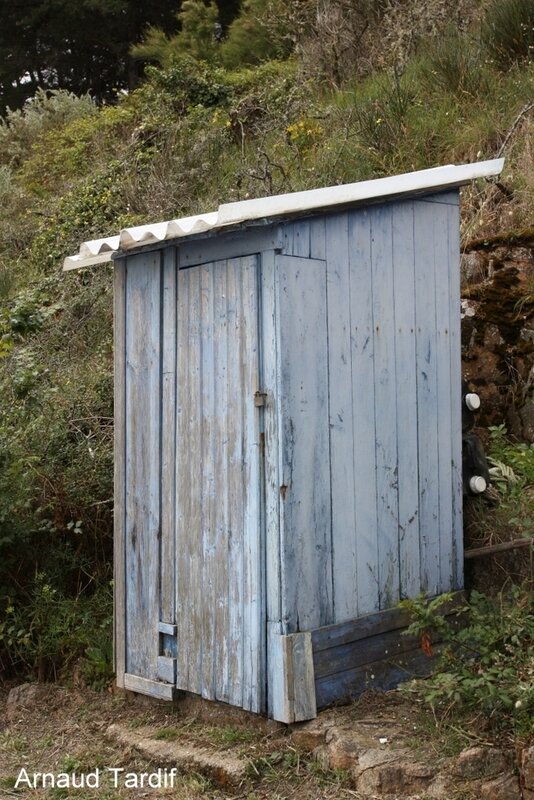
[63,158,504,271]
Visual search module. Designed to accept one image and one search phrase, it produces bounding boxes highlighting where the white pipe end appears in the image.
[465,393,481,411]
[469,475,487,494]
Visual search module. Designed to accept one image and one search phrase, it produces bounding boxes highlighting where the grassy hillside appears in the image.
[0,0,532,732]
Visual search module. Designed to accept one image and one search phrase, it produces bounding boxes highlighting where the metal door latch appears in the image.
[254,390,268,407]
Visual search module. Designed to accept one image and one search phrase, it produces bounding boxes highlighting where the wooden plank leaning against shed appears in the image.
[113,258,126,686]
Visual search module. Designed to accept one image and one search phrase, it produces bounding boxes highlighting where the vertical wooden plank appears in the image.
[348,210,380,616]
[124,252,161,681]
[447,197,464,590]
[262,250,286,718]
[176,265,203,695]
[434,202,454,593]
[370,205,400,610]
[392,202,421,600]
[283,220,311,258]
[310,217,326,261]
[241,255,263,712]
[292,632,317,721]
[325,213,358,622]
[200,261,217,701]
[212,259,231,704]
[414,202,440,596]
[160,247,176,625]
[262,250,282,632]
[113,258,126,687]
[222,256,243,707]
[278,254,333,632]
[267,633,316,723]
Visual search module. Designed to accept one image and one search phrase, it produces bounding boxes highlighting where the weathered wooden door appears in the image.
[173,254,265,713]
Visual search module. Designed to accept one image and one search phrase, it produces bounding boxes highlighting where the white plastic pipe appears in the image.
[465,393,481,411]
[469,475,487,494]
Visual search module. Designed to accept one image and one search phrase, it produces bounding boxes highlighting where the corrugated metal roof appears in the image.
[63,159,504,270]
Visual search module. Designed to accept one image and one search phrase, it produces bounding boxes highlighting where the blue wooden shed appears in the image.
[65,159,503,722]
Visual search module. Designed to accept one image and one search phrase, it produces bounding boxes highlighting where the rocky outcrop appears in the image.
[461,235,534,441]
[292,714,523,799]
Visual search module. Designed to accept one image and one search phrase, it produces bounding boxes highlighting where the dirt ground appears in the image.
[0,682,372,800]
[0,681,507,800]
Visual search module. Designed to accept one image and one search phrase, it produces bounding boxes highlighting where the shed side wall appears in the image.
[278,191,463,631]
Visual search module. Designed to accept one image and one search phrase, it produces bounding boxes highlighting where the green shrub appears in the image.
[131,0,220,68]
[482,0,534,68]
[0,89,96,168]
[221,0,296,69]
[0,574,112,683]
[402,587,534,738]
[418,33,489,96]
[487,424,534,492]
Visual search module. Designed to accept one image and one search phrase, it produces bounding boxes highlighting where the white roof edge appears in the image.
[63,159,504,270]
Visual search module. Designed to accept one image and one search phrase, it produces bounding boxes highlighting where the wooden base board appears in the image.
[311,593,463,709]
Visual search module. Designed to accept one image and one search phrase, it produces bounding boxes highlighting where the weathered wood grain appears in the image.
[261,250,282,636]
[113,258,126,686]
[434,202,455,593]
[325,212,358,622]
[413,201,441,596]
[267,631,316,723]
[174,256,263,712]
[314,646,446,709]
[313,624,421,679]
[348,209,380,616]
[161,247,177,626]
[176,264,202,695]
[391,201,420,600]
[241,256,264,713]
[277,254,333,632]
[124,252,161,682]
[123,673,177,700]
[283,220,311,258]
[370,204,400,610]
[447,199,463,589]
[178,227,283,269]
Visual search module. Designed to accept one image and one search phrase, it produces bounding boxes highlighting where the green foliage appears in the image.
[0,574,113,683]
[399,592,456,641]
[132,0,220,67]
[418,32,490,96]
[487,424,534,490]
[482,0,534,68]
[0,89,97,167]
[142,58,231,113]
[221,0,296,69]
[402,587,534,738]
